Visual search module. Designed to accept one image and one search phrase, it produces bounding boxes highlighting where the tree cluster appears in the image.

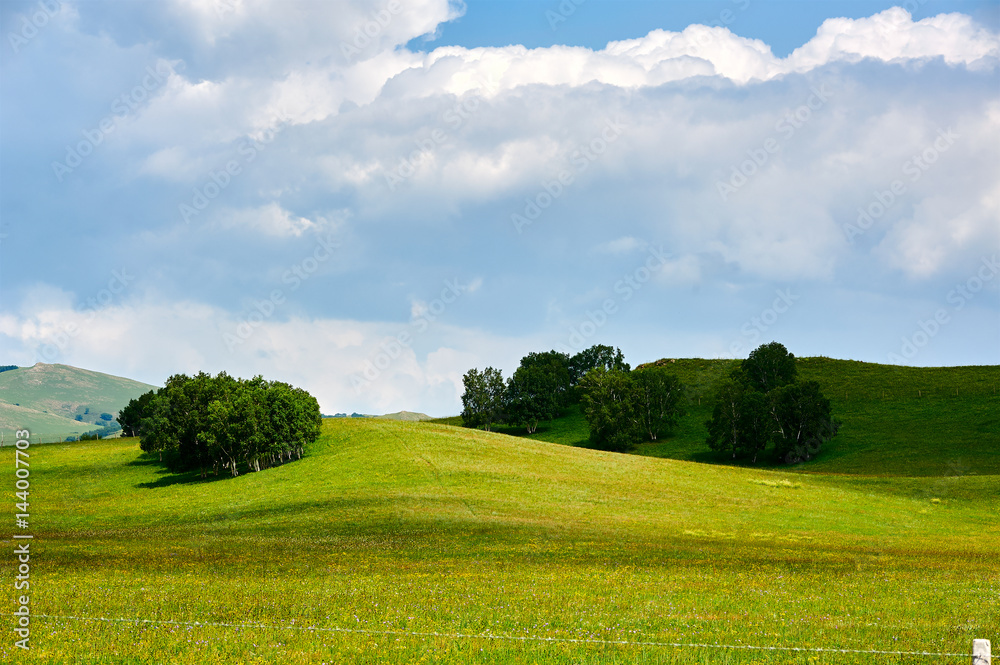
[462,345,630,434]
[705,342,839,464]
[117,372,322,477]
[578,364,686,451]
[460,345,685,450]
[461,350,571,434]
[460,341,836,465]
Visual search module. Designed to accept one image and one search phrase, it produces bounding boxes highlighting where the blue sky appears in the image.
[414,0,999,54]
[1,0,998,416]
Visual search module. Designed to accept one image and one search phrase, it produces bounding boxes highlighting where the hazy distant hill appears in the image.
[373,410,432,421]
[326,411,434,421]
[0,363,157,440]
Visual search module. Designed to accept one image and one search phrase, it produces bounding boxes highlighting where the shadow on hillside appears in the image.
[127,456,164,467]
[136,469,212,489]
[682,447,836,472]
[132,452,300,489]
[688,450,726,464]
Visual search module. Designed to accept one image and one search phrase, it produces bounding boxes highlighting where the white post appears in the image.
[973,639,991,665]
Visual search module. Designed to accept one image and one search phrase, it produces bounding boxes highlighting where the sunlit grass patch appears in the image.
[748,478,802,489]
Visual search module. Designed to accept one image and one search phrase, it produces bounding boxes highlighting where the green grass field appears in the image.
[3,396,998,663]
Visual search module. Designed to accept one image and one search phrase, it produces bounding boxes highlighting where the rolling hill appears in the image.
[1,417,995,663]
[456,358,1000,477]
[0,363,157,440]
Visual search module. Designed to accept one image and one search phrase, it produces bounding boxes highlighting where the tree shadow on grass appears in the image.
[137,469,216,489]
[132,451,301,489]
[131,451,221,488]
[127,456,164,467]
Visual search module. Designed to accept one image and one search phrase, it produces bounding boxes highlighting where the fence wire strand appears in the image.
[27,613,974,658]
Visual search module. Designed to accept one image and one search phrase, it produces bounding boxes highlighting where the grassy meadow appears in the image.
[3,386,998,663]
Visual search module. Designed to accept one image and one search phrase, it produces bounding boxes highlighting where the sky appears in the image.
[0,0,998,417]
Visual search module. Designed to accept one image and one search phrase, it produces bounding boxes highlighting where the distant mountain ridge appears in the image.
[0,363,157,440]
[325,411,433,421]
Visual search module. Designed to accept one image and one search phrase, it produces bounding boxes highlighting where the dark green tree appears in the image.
[503,350,572,433]
[460,367,506,431]
[517,351,571,402]
[769,381,840,463]
[138,393,176,462]
[167,371,237,475]
[205,392,242,476]
[264,381,297,464]
[632,366,686,441]
[579,367,641,451]
[506,365,562,433]
[266,383,320,463]
[705,380,771,463]
[706,343,837,464]
[741,341,797,393]
[293,387,322,458]
[117,390,157,437]
[236,376,269,473]
[568,344,629,385]
[134,371,321,476]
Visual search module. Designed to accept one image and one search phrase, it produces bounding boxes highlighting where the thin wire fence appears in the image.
[27,613,974,659]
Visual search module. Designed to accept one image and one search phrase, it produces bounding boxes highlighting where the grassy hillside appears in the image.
[0,363,157,439]
[3,418,996,663]
[470,359,1000,477]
